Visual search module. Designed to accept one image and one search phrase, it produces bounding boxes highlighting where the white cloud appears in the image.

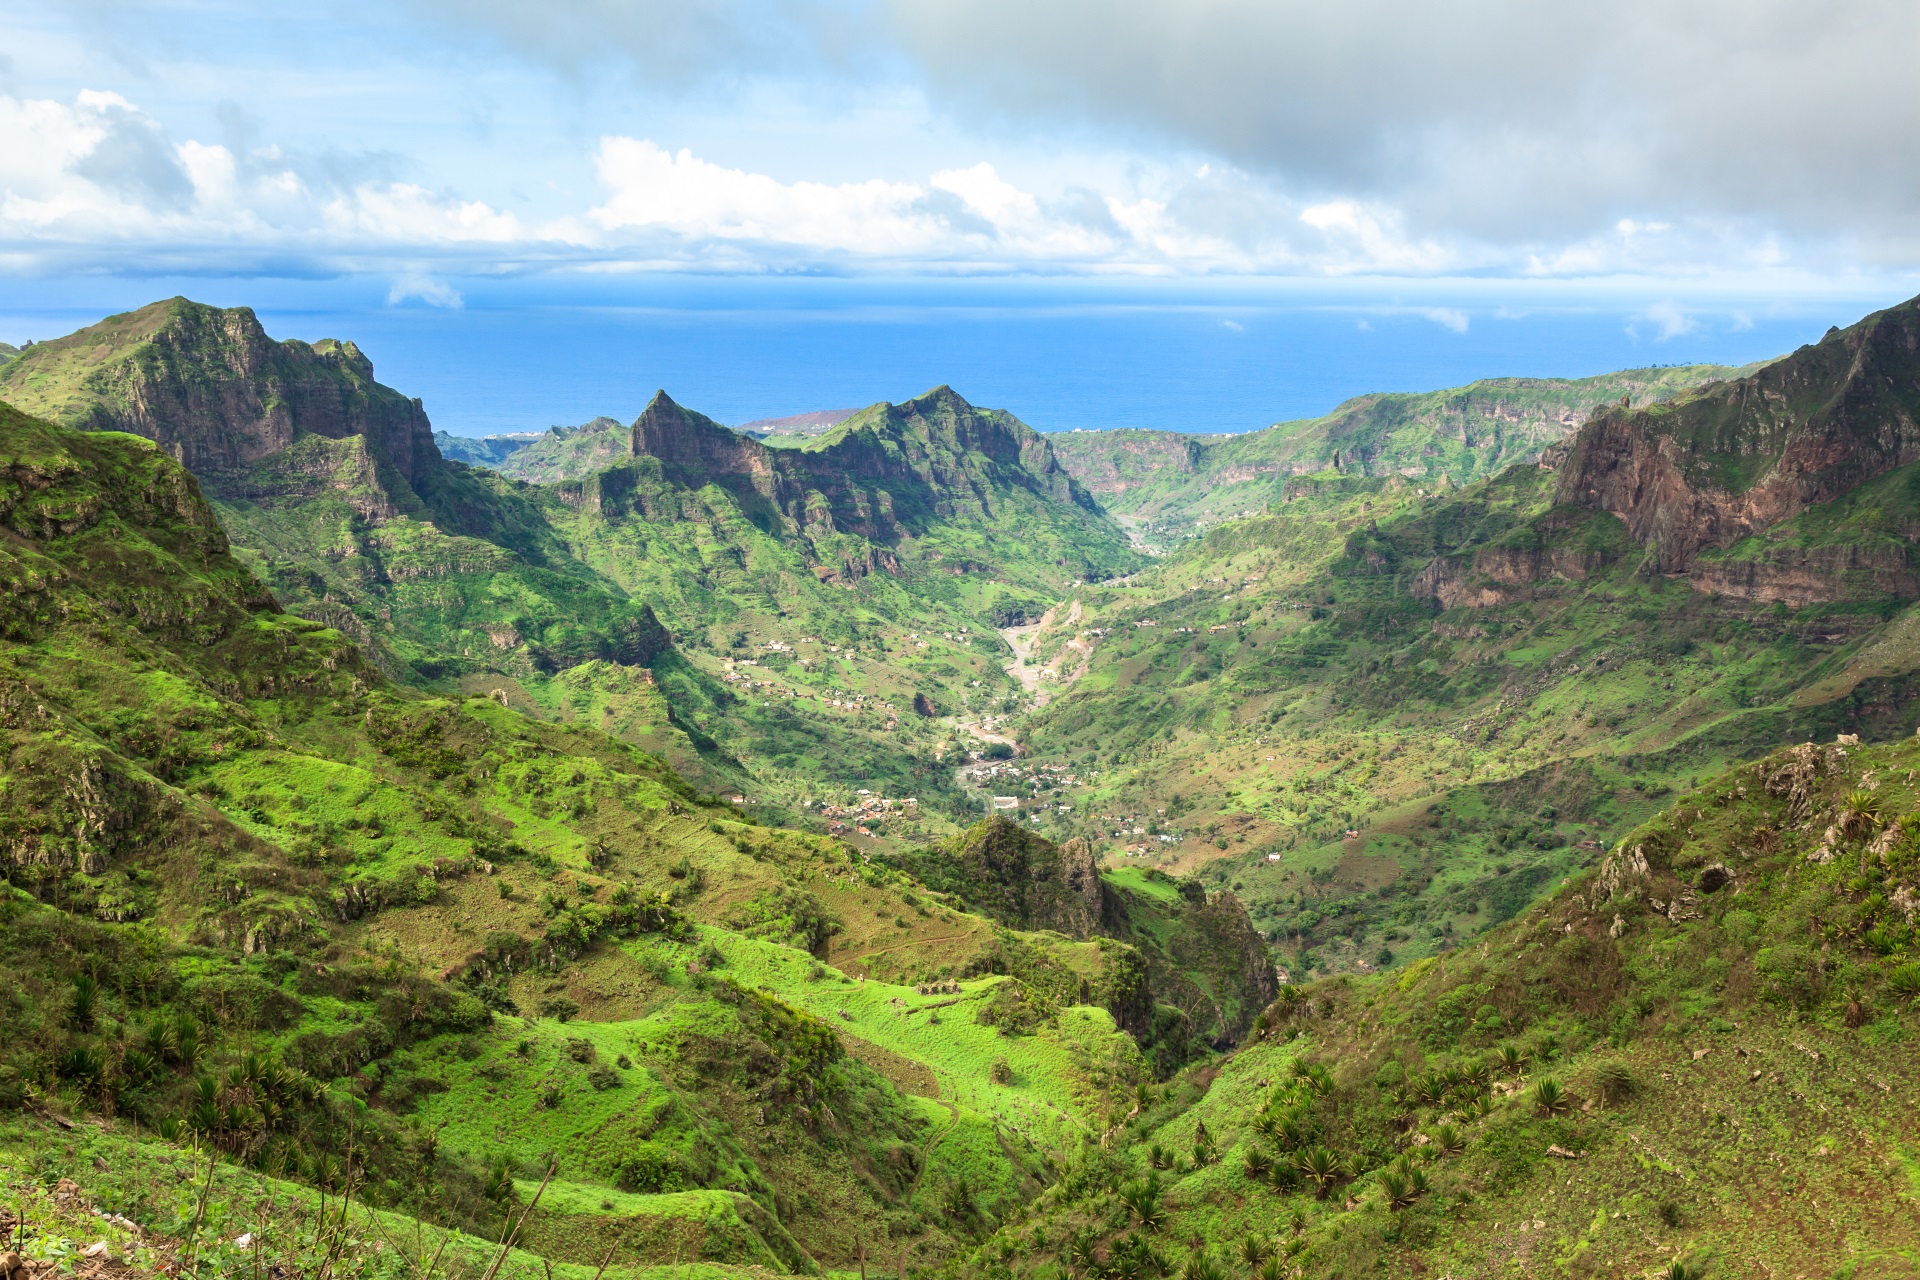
[0,89,526,272]
[1638,300,1697,341]
[1423,307,1469,334]
[388,271,465,307]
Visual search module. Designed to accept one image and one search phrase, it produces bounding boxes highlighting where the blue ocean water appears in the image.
[1,275,1908,437]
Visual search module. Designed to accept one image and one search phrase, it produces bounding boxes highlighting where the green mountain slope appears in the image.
[1005,293,1920,990]
[1048,362,1766,548]
[0,301,1146,828]
[0,404,1255,1275]
[948,736,1920,1279]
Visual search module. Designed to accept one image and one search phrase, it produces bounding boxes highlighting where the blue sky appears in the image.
[2,1,1916,430]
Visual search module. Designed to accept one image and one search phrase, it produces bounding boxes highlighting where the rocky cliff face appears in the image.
[0,299,438,485]
[926,815,1109,939]
[626,385,1103,542]
[1554,295,1920,572]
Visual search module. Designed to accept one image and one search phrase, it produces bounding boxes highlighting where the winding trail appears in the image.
[908,1099,963,1210]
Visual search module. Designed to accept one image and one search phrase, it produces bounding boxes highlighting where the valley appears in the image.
[2,293,1918,1280]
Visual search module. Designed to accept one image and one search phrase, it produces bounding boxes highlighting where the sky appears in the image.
[2,1,1916,432]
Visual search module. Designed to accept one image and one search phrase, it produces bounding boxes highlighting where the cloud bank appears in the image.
[5,0,1918,280]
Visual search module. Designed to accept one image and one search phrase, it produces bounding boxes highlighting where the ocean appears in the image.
[1,274,1906,437]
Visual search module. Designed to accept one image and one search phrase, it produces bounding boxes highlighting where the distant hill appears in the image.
[0,341,18,368]
[736,407,858,439]
[432,427,545,467]
[1048,362,1769,548]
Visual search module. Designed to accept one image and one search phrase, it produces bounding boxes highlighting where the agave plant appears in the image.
[1150,1142,1176,1170]
[57,1045,106,1086]
[1594,1062,1636,1104]
[1531,1079,1570,1117]
[1121,1173,1167,1232]
[1427,1123,1465,1157]
[1243,1146,1275,1180]
[1378,1168,1417,1210]
[1238,1233,1273,1269]
[68,974,99,1030]
[1294,1145,1344,1199]
[1272,1113,1309,1152]
[1410,1072,1448,1108]
[1256,1257,1289,1280]
[1840,789,1884,839]
[1890,962,1920,1002]
[156,1116,185,1143]
[1179,1251,1226,1280]
[1065,1230,1102,1278]
[1493,1043,1529,1075]
[1458,1057,1492,1089]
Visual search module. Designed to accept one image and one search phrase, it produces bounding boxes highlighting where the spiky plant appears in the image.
[1243,1146,1274,1180]
[1238,1234,1272,1269]
[1493,1043,1528,1074]
[1531,1079,1570,1117]
[1427,1123,1465,1157]
[1121,1173,1167,1233]
[1295,1146,1343,1198]
[1150,1142,1176,1170]
[1594,1062,1636,1104]
[1411,1072,1448,1108]
[1180,1251,1226,1280]
[1890,962,1920,1002]
[69,974,99,1030]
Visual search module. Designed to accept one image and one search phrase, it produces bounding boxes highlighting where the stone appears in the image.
[1697,863,1732,893]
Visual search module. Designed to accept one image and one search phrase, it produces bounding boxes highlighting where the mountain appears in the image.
[433,427,545,468]
[1048,362,1766,548]
[0,401,1274,1275]
[1003,292,1920,989]
[0,341,18,368]
[0,300,1145,830]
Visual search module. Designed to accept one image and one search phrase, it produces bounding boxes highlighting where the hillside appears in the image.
[0,301,1144,830]
[943,736,1920,1278]
[997,292,1920,992]
[1048,362,1765,548]
[0,404,1270,1276]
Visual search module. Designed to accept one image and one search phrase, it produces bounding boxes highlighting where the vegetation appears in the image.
[5,290,1920,1277]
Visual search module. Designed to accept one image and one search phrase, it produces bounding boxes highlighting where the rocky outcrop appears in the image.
[1689,543,1920,606]
[0,298,438,485]
[626,385,1102,543]
[1554,295,1920,573]
[1411,542,1617,610]
[928,816,1109,939]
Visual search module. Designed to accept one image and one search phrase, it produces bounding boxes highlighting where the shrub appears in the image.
[990,1056,1014,1086]
[538,996,580,1022]
[1530,1079,1570,1117]
[1595,1062,1636,1104]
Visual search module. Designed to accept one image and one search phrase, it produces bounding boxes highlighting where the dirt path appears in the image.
[997,599,1084,708]
[908,1099,962,1209]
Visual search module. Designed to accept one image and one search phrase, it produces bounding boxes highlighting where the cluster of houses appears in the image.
[812,790,918,837]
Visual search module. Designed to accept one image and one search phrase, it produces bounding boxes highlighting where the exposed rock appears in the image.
[1553,294,1920,586]
[1698,863,1733,893]
[0,299,437,484]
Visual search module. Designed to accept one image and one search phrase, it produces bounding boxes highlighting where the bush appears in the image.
[538,996,580,1022]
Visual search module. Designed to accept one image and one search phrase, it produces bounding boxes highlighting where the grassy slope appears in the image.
[0,406,1173,1276]
[946,736,1920,1279]
[1049,363,1765,549]
[1012,435,1920,986]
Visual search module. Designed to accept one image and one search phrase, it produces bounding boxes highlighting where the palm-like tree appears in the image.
[1121,1173,1167,1233]
[1294,1146,1343,1199]
[1237,1234,1272,1270]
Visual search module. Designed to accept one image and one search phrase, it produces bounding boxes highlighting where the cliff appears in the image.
[0,299,437,485]
[1554,295,1920,571]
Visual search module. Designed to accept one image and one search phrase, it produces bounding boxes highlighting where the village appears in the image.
[809,790,919,838]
